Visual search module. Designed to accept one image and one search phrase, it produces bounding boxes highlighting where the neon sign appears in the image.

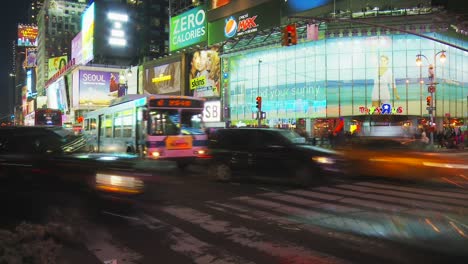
[359,104,403,115]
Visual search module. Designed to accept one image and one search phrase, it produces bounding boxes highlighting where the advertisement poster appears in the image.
[79,70,120,106]
[143,61,181,95]
[48,56,68,78]
[208,1,280,45]
[47,77,68,112]
[24,48,37,68]
[17,24,38,47]
[170,6,207,52]
[188,47,221,98]
[71,32,83,65]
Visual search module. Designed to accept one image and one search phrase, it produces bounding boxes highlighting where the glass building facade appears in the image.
[226,33,467,127]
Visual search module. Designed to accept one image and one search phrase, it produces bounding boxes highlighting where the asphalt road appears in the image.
[1,165,468,264]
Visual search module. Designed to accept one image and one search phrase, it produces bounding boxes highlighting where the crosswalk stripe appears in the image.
[162,206,349,264]
[286,190,343,201]
[139,214,256,264]
[338,184,467,206]
[314,186,466,213]
[356,182,468,199]
[204,201,421,264]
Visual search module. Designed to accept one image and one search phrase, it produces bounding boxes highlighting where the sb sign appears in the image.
[203,101,221,122]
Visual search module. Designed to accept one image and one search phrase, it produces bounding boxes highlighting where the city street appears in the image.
[3,163,466,264]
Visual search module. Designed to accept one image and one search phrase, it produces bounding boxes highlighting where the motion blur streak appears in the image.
[423,162,468,169]
[449,221,466,237]
[425,218,441,233]
[441,177,465,188]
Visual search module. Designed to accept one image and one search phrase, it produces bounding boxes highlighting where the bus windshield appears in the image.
[148,109,204,136]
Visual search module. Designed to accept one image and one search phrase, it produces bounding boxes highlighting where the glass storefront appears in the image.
[226,33,467,127]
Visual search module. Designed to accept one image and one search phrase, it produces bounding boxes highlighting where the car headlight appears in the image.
[312,156,335,164]
[95,173,144,194]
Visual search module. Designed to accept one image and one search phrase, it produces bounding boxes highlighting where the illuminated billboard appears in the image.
[71,32,83,65]
[82,3,95,65]
[24,48,37,68]
[170,5,207,52]
[79,70,120,106]
[26,69,33,97]
[47,77,68,112]
[48,56,68,78]
[92,2,136,65]
[17,24,38,47]
[143,61,181,95]
[188,47,221,98]
[208,1,280,45]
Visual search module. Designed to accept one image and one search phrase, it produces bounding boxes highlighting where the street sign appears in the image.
[428,85,436,93]
[426,106,436,111]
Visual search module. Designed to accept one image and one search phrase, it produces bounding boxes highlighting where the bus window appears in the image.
[149,110,179,136]
[105,115,113,137]
[122,115,133,138]
[114,114,122,138]
[84,119,90,131]
[181,110,204,135]
[90,118,97,130]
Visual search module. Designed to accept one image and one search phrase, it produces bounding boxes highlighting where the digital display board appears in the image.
[170,5,207,52]
[148,98,204,109]
[17,24,38,47]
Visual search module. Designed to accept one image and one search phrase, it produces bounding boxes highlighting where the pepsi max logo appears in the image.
[224,17,237,38]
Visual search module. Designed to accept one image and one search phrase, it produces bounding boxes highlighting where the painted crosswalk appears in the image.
[96,180,468,264]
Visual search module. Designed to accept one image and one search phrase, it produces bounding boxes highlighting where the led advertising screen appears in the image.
[17,24,38,47]
[71,32,83,65]
[143,61,181,95]
[79,70,120,106]
[188,47,221,98]
[208,1,280,45]
[24,48,37,68]
[170,5,207,52]
[48,56,68,78]
[82,3,95,65]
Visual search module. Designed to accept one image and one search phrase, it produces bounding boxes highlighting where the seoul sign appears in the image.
[170,5,207,52]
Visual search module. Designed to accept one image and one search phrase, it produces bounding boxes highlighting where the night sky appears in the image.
[0,0,31,120]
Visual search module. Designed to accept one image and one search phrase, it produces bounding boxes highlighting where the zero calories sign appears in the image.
[170,5,207,52]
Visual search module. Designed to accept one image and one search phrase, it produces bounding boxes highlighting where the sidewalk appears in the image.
[56,244,102,264]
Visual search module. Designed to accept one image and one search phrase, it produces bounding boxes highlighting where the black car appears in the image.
[207,128,347,185]
[0,126,145,197]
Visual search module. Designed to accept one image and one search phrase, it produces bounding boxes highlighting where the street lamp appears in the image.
[416,50,446,148]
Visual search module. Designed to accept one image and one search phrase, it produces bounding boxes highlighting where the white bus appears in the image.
[83,94,208,168]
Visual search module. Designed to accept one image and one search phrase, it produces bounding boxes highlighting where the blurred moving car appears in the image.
[0,126,146,197]
[340,137,468,184]
[207,128,348,185]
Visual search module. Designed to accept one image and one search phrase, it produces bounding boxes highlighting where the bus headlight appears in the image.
[152,151,162,158]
